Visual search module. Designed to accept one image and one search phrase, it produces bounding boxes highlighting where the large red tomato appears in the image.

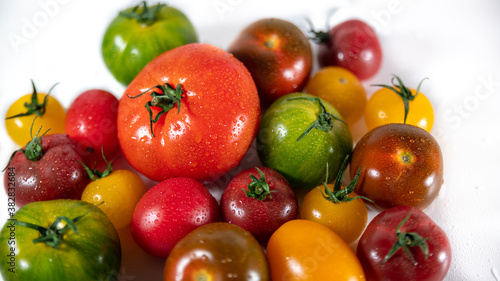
[117,43,260,182]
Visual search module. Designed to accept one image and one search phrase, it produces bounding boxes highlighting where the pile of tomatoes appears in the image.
[1,2,451,281]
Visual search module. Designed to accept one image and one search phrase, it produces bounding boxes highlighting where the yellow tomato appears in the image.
[305,66,366,126]
[301,184,368,244]
[5,82,66,146]
[81,169,147,229]
[266,219,365,281]
[365,76,434,132]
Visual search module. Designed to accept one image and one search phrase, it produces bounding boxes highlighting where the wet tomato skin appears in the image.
[130,177,221,258]
[3,134,90,207]
[220,167,299,244]
[164,222,270,281]
[350,123,443,209]
[229,18,313,104]
[357,206,451,281]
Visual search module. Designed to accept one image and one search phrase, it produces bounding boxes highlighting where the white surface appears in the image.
[1,0,499,280]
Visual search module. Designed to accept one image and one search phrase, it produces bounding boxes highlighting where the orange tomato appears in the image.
[365,76,434,132]
[305,66,366,126]
[266,219,365,281]
[301,185,367,244]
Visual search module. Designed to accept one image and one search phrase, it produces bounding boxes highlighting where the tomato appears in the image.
[357,206,451,281]
[266,219,365,281]
[305,66,367,126]
[81,155,147,230]
[164,222,270,281]
[229,18,313,104]
[5,81,65,147]
[220,167,298,244]
[117,43,260,182]
[3,133,90,207]
[102,2,198,85]
[257,93,352,189]
[130,177,220,258]
[300,155,369,244]
[65,89,119,164]
[310,19,382,80]
[350,123,443,209]
[0,199,121,281]
[365,75,434,132]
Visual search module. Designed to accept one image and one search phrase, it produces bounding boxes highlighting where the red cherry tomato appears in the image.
[357,206,451,281]
[229,18,313,104]
[312,19,382,80]
[65,89,119,164]
[117,43,260,182]
[3,133,90,207]
[220,167,298,244]
[130,177,220,258]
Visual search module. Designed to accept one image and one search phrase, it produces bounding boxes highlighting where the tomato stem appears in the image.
[372,75,428,124]
[119,1,164,26]
[5,80,58,120]
[379,208,429,266]
[305,17,331,44]
[79,147,114,180]
[242,168,277,201]
[287,96,345,141]
[127,83,184,137]
[15,202,104,249]
[317,155,373,204]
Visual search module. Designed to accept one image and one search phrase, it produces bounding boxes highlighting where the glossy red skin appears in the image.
[229,18,313,104]
[318,19,382,80]
[357,206,451,281]
[3,134,90,207]
[65,89,119,164]
[220,167,298,244]
[130,177,221,258]
[118,43,260,182]
[350,123,443,210]
[164,222,270,281]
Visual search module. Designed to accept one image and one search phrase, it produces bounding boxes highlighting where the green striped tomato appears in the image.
[102,3,198,85]
[0,200,121,281]
[257,93,352,189]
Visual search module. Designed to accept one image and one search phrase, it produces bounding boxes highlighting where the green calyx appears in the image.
[119,1,165,26]
[242,168,277,201]
[2,118,50,172]
[373,75,428,124]
[305,17,330,44]
[79,147,114,181]
[6,80,58,120]
[287,96,345,141]
[15,202,103,249]
[127,83,185,137]
[379,208,429,266]
[317,155,373,204]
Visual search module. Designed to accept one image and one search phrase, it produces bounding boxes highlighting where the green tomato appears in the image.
[102,2,198,85]
[0,200,121,281]
[257,93,353,189]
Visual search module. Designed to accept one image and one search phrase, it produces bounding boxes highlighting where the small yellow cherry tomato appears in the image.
[305,66,367,126]
[266,219,365,281]
[81,169,147,229]
[5,81,66,146]
[365,76,434,132]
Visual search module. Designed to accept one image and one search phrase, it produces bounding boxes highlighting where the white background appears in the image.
[1,0,499,280]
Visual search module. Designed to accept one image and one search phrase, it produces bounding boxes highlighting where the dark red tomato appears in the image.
[3,133,90,206]
[357,206,451,281]
[350,123,443,210]
[65,89,119,164]
[220,167,298,244]
[130,177,220,258]
[229,18,313,104]
[313,19,382,80]
[164,222,270,281]
[117,43,260,182]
